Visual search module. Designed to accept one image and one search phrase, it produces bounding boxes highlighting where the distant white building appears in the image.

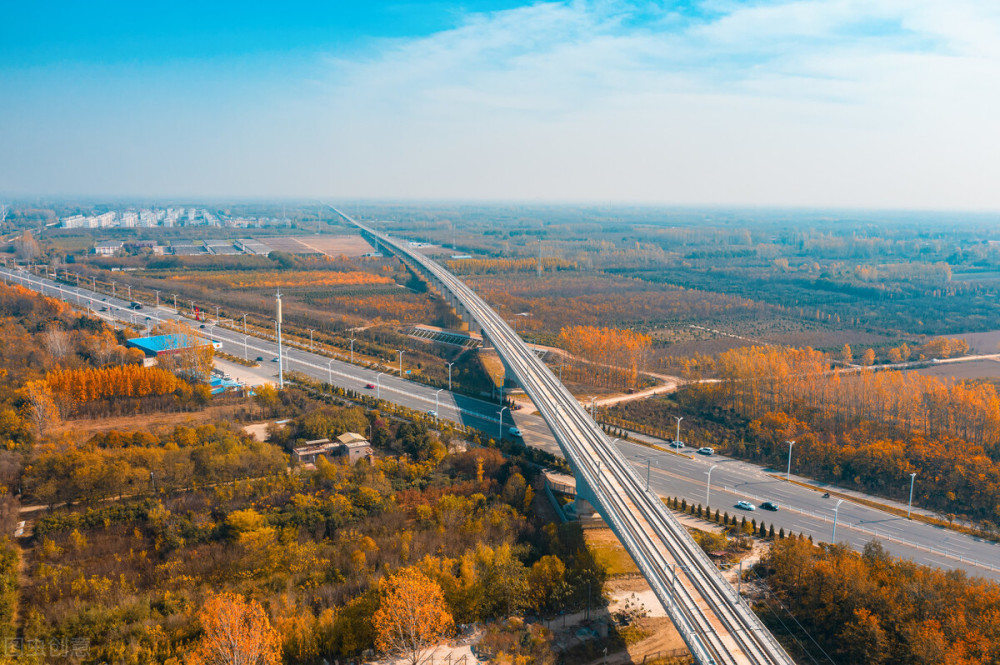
[93,241,124,256]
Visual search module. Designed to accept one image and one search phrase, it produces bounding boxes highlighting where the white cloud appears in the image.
[303,0,1000,208]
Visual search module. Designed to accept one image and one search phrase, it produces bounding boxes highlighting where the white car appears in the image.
[427,410,438,418]
[697,447,715,456]
[508,427,522,437]
[735,500,756,511]
[669,440,685,449]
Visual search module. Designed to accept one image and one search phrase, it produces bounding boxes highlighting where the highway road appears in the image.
[5,264,1000,589]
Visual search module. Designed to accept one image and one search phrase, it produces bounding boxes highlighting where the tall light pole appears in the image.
[397,350,405,376]
[327,359,334,384]
[446,362,454,391]
[786,440,795,480]
[674,416,684,443]
[832,498,845,542]
[706,464,719,506]
[907,472,917,518]
[376,371,385,399]
[153,290,159,307]
[589,396,596,416]
[242,313,248,334]
[173,294,177,311]
[434,389,443,417]
[309,329,314,351]
[127,284,131,300]
[243,335,249,360]
[276,290,284,389]
[498,406,509,441]
[350,336,355,363]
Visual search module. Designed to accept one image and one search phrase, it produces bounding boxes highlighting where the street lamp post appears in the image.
[397,350,405,376]
[153,290,159,307]
[243,335,248,360]
[589,396,596,416]
[706,464,719,506]
[327,359,334,384]
[434,389,443,417]
[832,499,845,542]
[350,336,355,363]
[242,313,248,334]
[309,329,314,351]
[376,372,385,400]
[446,362,454,391]
[907,472,917,518]
[786,440,795,480]
[498,406,509,441]
[275,290,284,389]
[673,416,684,443]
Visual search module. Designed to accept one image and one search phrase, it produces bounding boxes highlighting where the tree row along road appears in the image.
[336,211,796,665]
[5,264,999,581]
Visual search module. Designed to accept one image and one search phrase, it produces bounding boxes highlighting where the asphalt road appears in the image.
[7,267,1000,582]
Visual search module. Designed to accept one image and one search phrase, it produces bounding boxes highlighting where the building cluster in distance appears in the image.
[61,207,290,229]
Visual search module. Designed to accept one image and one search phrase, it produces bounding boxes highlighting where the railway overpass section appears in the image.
[334,208,795,665]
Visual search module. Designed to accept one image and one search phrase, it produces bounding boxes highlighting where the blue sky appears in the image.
[2,1,1000,209]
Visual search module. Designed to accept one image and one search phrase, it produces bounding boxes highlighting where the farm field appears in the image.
[913,359,1000,379]
[951,329,1000,354]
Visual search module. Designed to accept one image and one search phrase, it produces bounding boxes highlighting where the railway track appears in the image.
[336,210,794,665]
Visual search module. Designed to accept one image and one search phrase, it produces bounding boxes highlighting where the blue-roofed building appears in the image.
[126,333,221,358]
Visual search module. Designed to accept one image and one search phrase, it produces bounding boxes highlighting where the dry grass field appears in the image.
[294,234,375,257]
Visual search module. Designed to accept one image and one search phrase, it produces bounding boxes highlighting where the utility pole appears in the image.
[674,416,684,443]
[276,290,284,389]
[309,329,314,351]
[242,313,248,334]
[398,350,404,376]
[446,362,454,391]
[538,238,543,277]
[786,440,795,480]
[350,336,355,363]
[173,294,177,310]
[153,290,159,307]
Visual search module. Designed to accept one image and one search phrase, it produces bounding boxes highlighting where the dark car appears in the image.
[761,501,779,511]
[255,356,264,362]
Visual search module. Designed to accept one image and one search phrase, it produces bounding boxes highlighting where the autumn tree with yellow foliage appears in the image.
[373,568,454,665]
[188,593,281,665]
[557,325,651,391]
